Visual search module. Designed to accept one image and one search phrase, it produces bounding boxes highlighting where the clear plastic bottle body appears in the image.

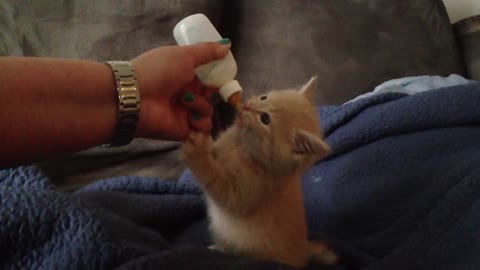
[173,13,242,108]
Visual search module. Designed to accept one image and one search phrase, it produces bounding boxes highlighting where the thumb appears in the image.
[185,39,231,67]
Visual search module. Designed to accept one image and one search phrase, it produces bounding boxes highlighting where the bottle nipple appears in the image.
[227,92,243,111]
[220,80,243,111]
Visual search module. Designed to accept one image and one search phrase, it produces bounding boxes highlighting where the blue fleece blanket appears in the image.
[2,83,480,270]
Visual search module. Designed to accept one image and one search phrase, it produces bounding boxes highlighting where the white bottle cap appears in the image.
[219,80,242,101]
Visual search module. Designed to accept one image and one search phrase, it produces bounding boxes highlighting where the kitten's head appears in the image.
[235,76,330,175]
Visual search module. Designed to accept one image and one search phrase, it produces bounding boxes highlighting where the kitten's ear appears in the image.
[299,76,318,101]
[292,130,331,159]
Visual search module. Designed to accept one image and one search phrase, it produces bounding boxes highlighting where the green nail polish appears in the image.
[183,92,195,102]
[218,38,230,45]
[192,112,202,120]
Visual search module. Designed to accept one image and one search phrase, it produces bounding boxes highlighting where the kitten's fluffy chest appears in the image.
[209,129,308,256]
[213,127,266,181]
[205,172,308,259]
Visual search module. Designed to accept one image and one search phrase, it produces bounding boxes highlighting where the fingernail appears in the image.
[192,112,202,120]
[218,38,230,45]
[183,92,195,102]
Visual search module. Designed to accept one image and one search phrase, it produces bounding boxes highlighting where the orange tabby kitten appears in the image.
[181,77,338,268]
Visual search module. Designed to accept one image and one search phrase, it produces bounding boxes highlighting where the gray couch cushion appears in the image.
[455,15,480,81]
[0,0,223,60]
[220,0,466,105]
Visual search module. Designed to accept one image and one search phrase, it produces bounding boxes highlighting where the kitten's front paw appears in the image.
[181,132,214,165]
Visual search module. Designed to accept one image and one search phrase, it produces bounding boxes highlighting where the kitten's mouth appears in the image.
[236,105,264,126]
[236,107,253,125]
[235,111,246,125]
[242,105,264,115]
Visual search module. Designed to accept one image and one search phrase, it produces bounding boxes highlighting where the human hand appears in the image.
[130,41,230,141]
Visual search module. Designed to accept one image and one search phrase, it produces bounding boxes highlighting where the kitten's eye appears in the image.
[260,95,267,100]
[260,113,271,125]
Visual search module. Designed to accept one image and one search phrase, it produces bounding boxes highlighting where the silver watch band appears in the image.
[105,61,140,147]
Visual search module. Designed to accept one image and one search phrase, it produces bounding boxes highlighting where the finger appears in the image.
[192,77,205,95]
[204,87,222,105]
[182,80,197,95]
[189,115,213,135]
[191,79,220,105]
[185,40,231,67]
[181,91,214,118]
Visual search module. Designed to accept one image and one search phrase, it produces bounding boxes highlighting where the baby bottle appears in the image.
[173,13,243,110]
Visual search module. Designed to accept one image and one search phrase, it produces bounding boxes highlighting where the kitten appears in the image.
[181,77,338,268]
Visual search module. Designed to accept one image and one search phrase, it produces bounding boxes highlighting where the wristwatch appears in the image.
[104,61,141,147]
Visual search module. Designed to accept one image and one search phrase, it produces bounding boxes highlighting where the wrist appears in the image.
[129,59,158,139]
[103,61,141,147]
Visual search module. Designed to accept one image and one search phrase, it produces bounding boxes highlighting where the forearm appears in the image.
[0,57,117,167]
